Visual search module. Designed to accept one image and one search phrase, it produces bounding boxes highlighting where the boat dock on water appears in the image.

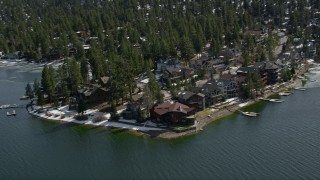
[0,104,18,109]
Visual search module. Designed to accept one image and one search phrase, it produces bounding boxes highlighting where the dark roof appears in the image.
[253,61,279,70]
[188,86,202,93]
[166,67,181,74]
[202,80,220,92]
[198,54,211,62]
[203,59,224,66]
[236,67,258,74]
[253,62,265,69]
[177,91,195,101]
[265,62,279,70]
[153,101,192,116]
[78,84,106,97]
[219,74,235,81]
[216,79,233,86]
[235,76,246,84]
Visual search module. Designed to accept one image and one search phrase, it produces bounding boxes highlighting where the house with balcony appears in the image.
[201,78,238,105]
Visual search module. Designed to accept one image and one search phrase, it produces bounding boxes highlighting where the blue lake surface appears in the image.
[1,63,320,179]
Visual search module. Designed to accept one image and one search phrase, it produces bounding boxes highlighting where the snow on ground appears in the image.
[239,102,249,107]
[28,105,163,132]
[119,119,136,123]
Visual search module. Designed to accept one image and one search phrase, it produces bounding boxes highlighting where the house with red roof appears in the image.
[150,101,195,125]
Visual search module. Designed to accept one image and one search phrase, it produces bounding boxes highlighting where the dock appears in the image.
[0,104,23,109]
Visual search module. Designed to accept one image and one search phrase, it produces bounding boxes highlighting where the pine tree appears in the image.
[147,70,163,103]
[80,59,89,84]
[180,36,195,66]
[77,98,86,115]
[33,78,40,97]
[25,83,34,99]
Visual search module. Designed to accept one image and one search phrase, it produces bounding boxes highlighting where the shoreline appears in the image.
[26,63,313,139]
[155,62,316,139]
[27,106,165,132]
[26,78,302,139]
[154,74,306,139]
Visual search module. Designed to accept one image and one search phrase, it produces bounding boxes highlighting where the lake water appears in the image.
[1,62,320,179]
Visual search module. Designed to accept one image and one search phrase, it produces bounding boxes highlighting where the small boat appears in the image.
[258,97,271,101]
[278,91,291,96]
[294,87,306,91]
[0,104,18,109]
[7,110,16,116]
[241,111,259,117]
[20,96,29,100]
[297,75,304,79]
[309,79,316,82]
[0,104,9,109]
[269,99,284,103]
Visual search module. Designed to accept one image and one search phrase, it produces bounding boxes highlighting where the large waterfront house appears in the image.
[150,101,195,125]
[77,84,108,105]
[201,80,223,104]
[253,61,280,85]
[201,78,238,105]
[176,91,206,110]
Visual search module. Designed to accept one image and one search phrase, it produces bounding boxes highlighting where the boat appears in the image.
[278,91,291,96]
[258,97,271,101]
[294,87,306,91]
[309,79,316,82]
[269,99,284,103]
[0,104,10,109]
[7,110,16,116]
[0,104,18,109]
[241,111,259,117]
[297,75,304,79]
[20,95,29,100]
